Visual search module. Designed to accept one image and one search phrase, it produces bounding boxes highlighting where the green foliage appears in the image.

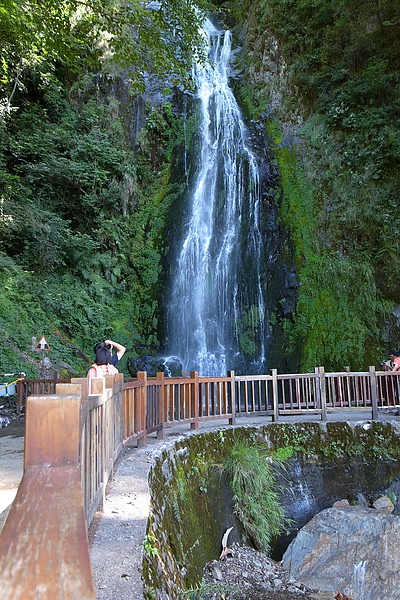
[266,421,400,462]
[268,135,391,371]
[268,422,322,455]
[181,583,243,600]
[0,10,193,373]
[0,0,211,376]
[0,0,211,111]
[223,441,288,553]
[355,422,400,461]
[0,254,141,375]
[143,534,159,558]
[273,445,295,461]
[228,0,400,371]
[235,305,264,356]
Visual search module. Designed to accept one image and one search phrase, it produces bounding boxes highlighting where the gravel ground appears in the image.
[89,444,154,600]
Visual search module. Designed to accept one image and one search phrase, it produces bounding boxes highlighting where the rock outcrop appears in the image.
[282,504,400,600]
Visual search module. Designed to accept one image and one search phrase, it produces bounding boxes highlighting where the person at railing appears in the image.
[388,350,400,406]
[87,339,126,394]
[390,350,400,372]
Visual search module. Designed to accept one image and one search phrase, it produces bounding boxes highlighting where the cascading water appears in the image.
[165,20,274,376]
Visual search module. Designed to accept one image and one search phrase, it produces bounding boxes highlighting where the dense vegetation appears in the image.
[1,0,399,377]
[222,441,288,553]
[228,0,400,371]
[0,0,209,376]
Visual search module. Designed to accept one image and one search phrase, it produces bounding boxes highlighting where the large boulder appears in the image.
[127,355,166,377]
[282,505,400,599]
[127,355,183,377]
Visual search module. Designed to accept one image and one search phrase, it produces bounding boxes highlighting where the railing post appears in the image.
[17,372,25,413]
[227,370,236,425]
[53,369,59,392]
[190,371,199,430]
[314,366,320,409]
[271,369,279,422]
[369,365,379,420]
[137,371,148,448]
[25,390,81,468]
[318,366,327,421]
[156,372,166,440]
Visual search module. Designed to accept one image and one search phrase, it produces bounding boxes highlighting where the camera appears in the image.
[380,360,393,370]
[105,343,113,351]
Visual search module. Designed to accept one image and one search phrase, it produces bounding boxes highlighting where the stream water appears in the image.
[166,21,272,376]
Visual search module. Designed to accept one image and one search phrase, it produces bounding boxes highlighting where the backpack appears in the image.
[87,363,118,394]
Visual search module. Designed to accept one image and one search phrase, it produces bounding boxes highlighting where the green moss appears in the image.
[228,0,399,371]
[222,441,289,553]
[354,422,400,461]
[267,422,323,454]
[235,305,265,356]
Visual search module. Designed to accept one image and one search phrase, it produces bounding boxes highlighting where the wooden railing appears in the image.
[14,375,70,412]
[123,371,235,447]
[64,374,124,526]
[0,373,124,599]
[234,366,400,422]
[125,367,396,438]
[0,366,398,598]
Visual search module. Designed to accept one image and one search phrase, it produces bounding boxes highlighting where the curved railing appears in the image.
[123,367,398,445]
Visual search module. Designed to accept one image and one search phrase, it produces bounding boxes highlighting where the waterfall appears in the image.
[166,20,271,376]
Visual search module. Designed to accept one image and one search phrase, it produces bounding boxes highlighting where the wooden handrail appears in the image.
[0,373,124,599]
[0,390,96,599]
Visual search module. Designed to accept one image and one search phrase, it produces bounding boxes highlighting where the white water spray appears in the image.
[166,21,269,376]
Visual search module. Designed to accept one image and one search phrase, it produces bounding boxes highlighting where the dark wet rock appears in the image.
[163,356,183,377]
[127,355,166,377]
[127,354,183,377]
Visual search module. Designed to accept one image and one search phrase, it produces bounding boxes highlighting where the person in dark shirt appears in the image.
[87,339,126,393]
[102,339,126,367]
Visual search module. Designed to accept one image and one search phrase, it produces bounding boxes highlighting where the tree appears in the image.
[0,0,210,114]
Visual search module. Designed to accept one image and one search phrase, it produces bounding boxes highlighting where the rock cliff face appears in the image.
[283,505,400,600]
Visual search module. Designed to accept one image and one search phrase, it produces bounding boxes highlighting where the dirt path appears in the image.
[89,445,154,600]
[0,420,25,531]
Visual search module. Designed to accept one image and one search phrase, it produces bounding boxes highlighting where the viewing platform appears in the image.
[1,367,400,598]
